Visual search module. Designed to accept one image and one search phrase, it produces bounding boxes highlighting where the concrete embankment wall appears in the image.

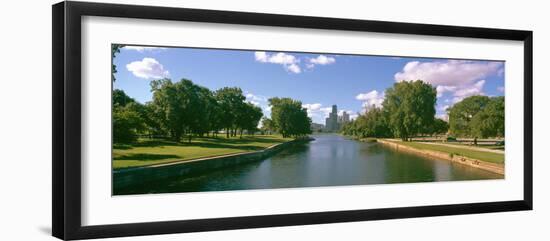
[113,138,312,191]
[377,139,504,175]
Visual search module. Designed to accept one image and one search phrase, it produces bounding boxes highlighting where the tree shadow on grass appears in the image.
[183,141,265,151]
[114,153,181,161]
[194,136,281,145]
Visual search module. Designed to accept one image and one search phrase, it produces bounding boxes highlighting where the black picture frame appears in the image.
[52,1,533,240]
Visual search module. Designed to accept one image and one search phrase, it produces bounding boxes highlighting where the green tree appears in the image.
[382,80,437,141]
[236,102,263,137]
[260,117,274,135]
[149,79,196,142]
[429,118,449,136]
[341,106,391,138]
[112,89,148,143]
[447,95,491,137]
[269,97,312,138]
[470,96,505,138]
[113,102,145,143]
[113,89,135,107]
[215,87,246,138]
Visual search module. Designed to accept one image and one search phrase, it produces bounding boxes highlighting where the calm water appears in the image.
[119,134,503,194]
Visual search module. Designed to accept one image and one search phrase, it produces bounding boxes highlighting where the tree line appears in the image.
[341,80,504,141]
[113,78,312,143]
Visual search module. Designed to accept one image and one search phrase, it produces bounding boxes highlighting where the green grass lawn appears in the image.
[443,142,505,151]
[388,140,505,164]
[113,135,293,169]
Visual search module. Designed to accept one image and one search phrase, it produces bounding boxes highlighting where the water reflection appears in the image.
[115,134,503,195]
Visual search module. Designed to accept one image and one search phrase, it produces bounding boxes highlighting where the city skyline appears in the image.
[113,45,505,124]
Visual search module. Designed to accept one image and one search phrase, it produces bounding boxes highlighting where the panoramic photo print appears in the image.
[111,45,505,195]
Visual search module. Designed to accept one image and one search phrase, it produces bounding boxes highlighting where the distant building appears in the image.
[325,105,339,132]
[324,105,350,132]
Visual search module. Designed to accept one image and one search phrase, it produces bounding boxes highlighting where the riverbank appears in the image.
[113,135,293,169]
[113,137,314,193]
[377,139,504,175]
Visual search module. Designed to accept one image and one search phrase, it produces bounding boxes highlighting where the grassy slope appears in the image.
[113,135,292,169]
[390,141,505,164]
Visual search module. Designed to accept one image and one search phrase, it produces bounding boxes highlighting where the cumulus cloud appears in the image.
[245,92,270,109]
[246,93,268,102]
[126,58,170,79]
[356,90,385,110]
[286,64,301,74]
[436,85,457,98]
[394,60,502,103]
[254,51,301,73]
[123,46,167,52]
[452,80,485,103]
[302,103,322,111]
[309,55,336,65]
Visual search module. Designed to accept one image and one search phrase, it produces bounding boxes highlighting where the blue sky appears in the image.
[114,45,505,124]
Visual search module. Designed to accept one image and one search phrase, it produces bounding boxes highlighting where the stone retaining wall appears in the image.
[377,139,504,175]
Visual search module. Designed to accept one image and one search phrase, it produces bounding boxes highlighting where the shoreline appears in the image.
[113,137,314,193]
[376,139,504,175]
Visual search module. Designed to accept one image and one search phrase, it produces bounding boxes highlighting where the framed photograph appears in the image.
[52,1,533,240]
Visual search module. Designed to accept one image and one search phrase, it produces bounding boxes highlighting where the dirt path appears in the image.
[415,141,505,154]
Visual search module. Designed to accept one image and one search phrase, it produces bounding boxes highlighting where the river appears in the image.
[121,134,503,194]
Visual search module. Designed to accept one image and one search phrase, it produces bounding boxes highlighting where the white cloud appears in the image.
[302,103,322,111]
[394,60,501,85]
[309,55,336,65]
[394,60,502,103]
[306,55,336,70]
[246,93,268,102]
[254,51,268,62]
[254,52,337,73]
[452,80,485,103]
[436,85,457,98]
[126,57,170,79]
[356,90,385,110]
[254,52,301,73]
[287,64,301,74]
[123,46,167,52]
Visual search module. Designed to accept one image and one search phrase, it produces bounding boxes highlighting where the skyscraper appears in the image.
[325,105,339,132]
